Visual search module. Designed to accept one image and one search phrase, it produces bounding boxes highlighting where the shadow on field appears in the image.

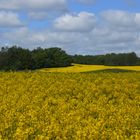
[83,69,138,73]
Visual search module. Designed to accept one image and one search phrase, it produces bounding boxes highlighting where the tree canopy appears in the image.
[72,52,139,66]
[0,46,72,71]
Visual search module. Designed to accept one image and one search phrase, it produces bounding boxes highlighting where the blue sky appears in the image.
[0,0,140,55]
[70,0,140,13]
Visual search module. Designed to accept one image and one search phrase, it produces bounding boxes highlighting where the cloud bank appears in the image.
[0,0,140,55]
[0,0,67,11]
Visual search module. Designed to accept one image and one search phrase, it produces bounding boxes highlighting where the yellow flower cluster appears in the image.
[0,72,140,139]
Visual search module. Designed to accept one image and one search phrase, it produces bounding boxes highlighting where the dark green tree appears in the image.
[0,46,33,71]
[31,47,72,69]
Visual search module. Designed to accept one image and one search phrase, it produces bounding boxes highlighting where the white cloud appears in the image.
[101,10,135,27]
[101,10,140,32]
[76,0,97,5]
[2,27,48,49]
[2,25,140,55]
[0,11,23,27]
[54,12,96,32]
[0,0,67,11]
[1,10,140,55]
[0,0,68,21]
[135,13,140,25]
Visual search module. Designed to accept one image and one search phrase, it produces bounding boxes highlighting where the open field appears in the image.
[39,64,140,73]
[0,70,140,139]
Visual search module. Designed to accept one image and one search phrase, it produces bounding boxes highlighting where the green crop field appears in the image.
[0,65,140,139]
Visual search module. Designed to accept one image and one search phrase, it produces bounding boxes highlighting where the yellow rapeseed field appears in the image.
[39,64,140,73]
[0,69,140,139]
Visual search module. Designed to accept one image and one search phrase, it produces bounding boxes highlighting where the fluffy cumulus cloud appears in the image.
[54,12,96,32]
[101,10,140,30]
[0,11,23,27]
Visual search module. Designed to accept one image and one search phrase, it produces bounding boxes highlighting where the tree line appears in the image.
[0,46,139,71]
[0,46,72,71]
[72,52,140,66]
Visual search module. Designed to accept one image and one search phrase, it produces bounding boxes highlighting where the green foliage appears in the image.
[31,47,72,69]
[0,46,72,71]
[73,52,139,66]
[0,46,33,71]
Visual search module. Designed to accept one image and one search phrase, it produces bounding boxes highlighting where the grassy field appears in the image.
[0,65,140,139]
[39,64,140,73]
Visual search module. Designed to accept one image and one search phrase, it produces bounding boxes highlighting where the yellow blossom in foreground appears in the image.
[0,71,140,139]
